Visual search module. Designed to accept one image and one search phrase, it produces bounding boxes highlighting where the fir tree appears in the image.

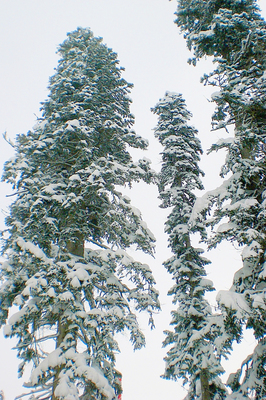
[152,92,230,400]
[173,0,266,397]
[0,28,159,400]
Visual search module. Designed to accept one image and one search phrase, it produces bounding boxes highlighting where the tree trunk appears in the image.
[52,318,71,400]
[200,369,211,400]
[52,232,84,399]
[67,232,84,257]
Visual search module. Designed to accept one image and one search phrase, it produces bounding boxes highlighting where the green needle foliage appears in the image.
[173,0,266,397]
[152,92,229,400]
[0,28,159,400]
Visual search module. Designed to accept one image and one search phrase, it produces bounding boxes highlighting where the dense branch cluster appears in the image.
[174,0,266,398]
[0,1,266,399]
[152,92,230,400]
[0,28,159,400]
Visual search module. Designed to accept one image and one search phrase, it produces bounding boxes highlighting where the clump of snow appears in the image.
[59,291,74,301]
[224,198,258,211]
[251,293,266,310]
[217,290,250,318]
[69,174,81,181]
[16,237,52,264]
[241,241,261,260]
[31,348,63,385]
[71,276,81,288]
[47,288,56,297]
[216,222,237,233]
[3,324,12,337]
[8,307,27,326]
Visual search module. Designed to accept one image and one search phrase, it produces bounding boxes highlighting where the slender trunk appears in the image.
[67,232,84,257]
[52,318,71,400]
[200,369,211,400]
[52,232,84,399]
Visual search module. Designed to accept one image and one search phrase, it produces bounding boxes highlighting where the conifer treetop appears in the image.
[0,27,159,400]
[173,0,266,396]
[153,92,229,400]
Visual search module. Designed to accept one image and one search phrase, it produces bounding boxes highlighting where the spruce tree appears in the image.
[0,28,159,400]
[173,0,266,397]
[152,92,230,400]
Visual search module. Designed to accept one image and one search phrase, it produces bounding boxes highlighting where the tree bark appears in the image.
[200,369,211,400]
[67,232,84,257]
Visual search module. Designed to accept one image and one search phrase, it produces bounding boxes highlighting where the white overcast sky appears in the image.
[0,1,265,400]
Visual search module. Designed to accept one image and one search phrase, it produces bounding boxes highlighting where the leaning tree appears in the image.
[0,28,159,400]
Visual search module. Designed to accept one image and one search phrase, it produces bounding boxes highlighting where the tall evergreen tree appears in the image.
[0,28,159,400]
[152,92,230,400]
[173,0,266,397]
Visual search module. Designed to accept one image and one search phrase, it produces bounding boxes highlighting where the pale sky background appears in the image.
[0,1,265,400]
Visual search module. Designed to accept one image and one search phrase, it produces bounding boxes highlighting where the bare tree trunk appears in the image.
[200,369,211,400]
[67,232,85,257]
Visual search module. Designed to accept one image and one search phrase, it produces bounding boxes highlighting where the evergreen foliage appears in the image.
[174,0,266,397]
[0,28,160,400]
[152,92,230,400]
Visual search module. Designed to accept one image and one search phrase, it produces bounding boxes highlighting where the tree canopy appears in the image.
[174,0,266,397]
[152,92,231,400]
[0,28,159,400]
[1,1,266,399]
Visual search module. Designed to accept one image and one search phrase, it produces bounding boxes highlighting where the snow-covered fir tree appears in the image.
[0,28,160,400]
[152,92,231,400]
[173,0,266,397]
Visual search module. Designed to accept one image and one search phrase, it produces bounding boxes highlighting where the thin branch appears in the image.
[88,240,110,250]
[3,131,15,148]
